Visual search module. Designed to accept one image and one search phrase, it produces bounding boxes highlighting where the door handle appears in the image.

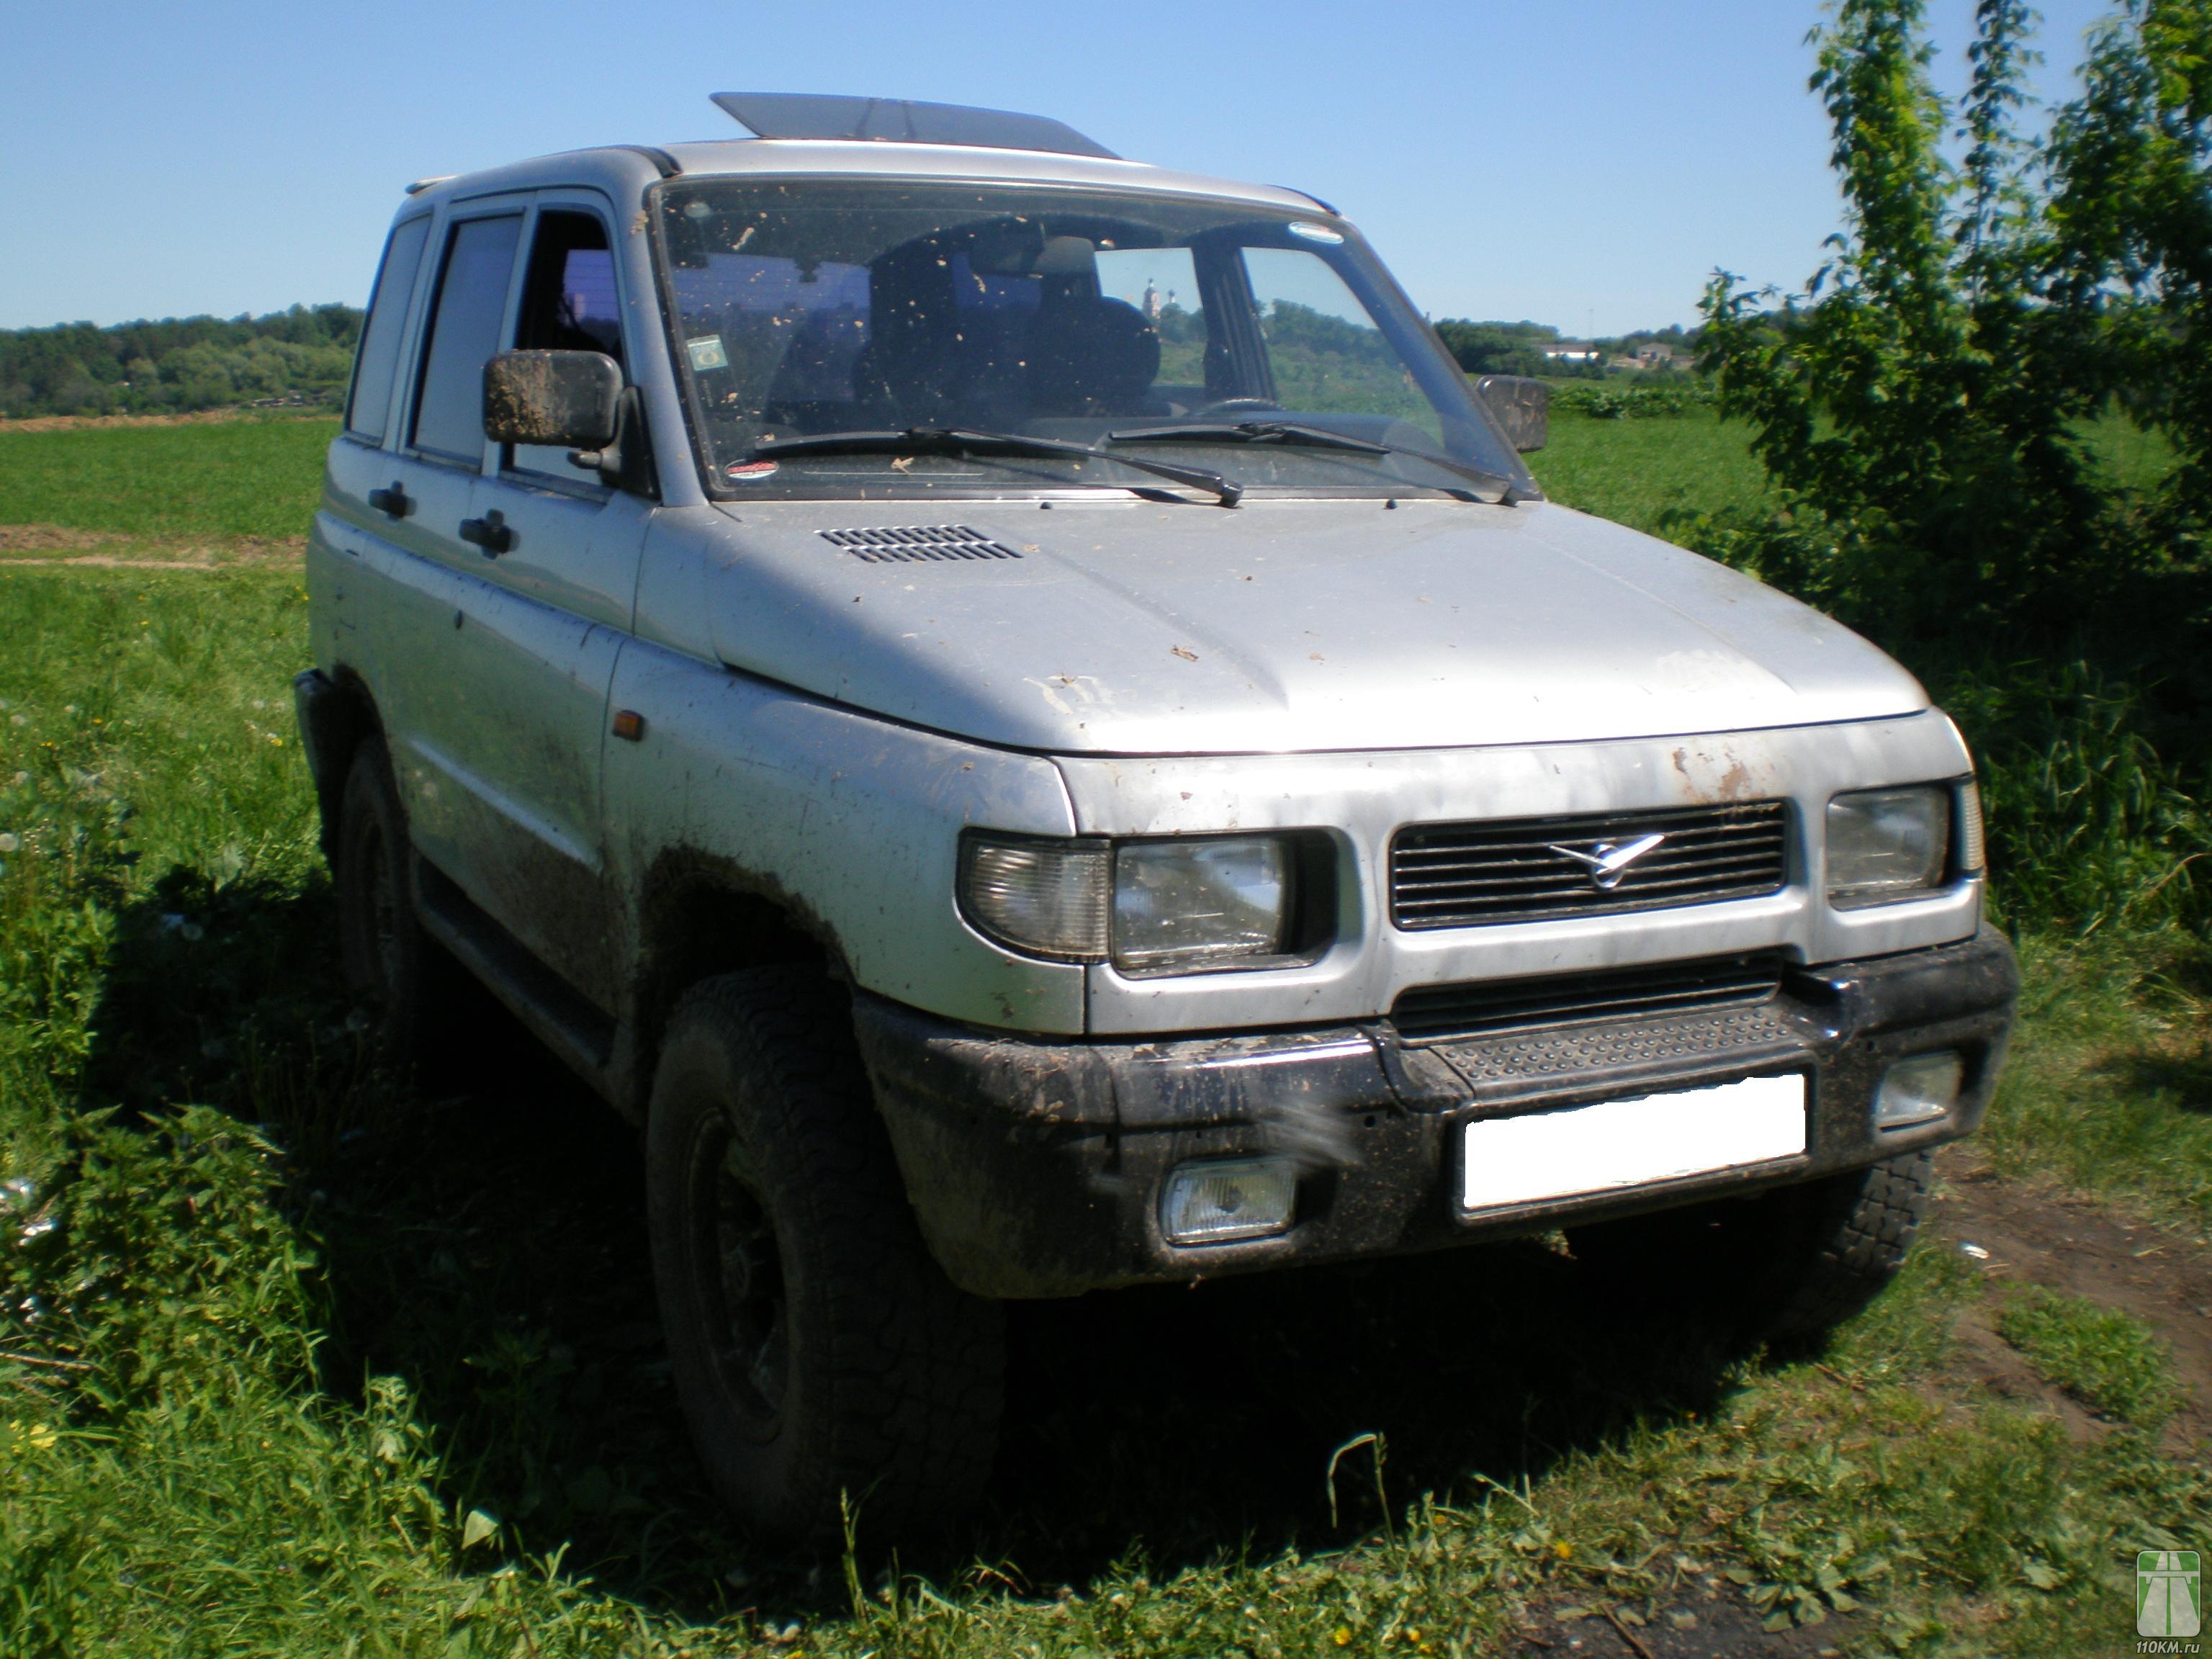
[458,511,515,557]
[367,482,412,519]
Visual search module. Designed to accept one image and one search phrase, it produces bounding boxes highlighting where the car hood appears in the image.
[700,496,1925,753]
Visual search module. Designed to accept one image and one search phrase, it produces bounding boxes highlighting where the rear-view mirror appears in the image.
[482,350,621,449]
[1477,374,1550,453]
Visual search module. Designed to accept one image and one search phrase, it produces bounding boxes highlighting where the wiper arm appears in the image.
[1107,419,1390,455]
[749,427,1241,506]
[1108,419,1534,503]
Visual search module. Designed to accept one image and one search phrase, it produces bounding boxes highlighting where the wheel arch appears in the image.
[298,665,387,865]
[630,850,853,1108]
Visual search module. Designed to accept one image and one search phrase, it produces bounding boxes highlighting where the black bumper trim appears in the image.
[855,929,2020,1299]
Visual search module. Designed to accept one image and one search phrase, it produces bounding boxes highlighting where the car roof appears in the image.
[396,136,1331,224]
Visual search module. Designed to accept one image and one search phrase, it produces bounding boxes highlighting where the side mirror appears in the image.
[1476,374,1550,453]
[482,350,621,449]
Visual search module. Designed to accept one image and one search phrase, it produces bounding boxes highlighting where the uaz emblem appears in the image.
[1547,832,1666,891]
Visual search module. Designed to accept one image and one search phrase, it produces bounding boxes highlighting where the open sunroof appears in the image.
[709,92,1118,160]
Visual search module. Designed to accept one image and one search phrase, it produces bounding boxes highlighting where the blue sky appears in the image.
[0,0,2117,336]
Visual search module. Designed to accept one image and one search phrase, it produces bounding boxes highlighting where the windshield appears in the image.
[651,177,1525,500]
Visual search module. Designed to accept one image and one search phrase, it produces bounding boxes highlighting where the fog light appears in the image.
[1159,1157,1296,1245]
[1875,1050,1965,1130]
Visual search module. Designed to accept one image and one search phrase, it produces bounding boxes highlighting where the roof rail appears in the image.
[404,175,456,196]
[709,92,1118,160]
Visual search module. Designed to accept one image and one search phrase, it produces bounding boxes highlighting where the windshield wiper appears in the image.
[1107,420,1533,503]
[749,427,1241,506]
[1109,419,1390,455]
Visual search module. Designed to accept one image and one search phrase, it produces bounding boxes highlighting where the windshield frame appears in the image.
[644,172,1533,505]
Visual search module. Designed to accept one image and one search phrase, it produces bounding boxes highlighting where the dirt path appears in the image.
[1930,1152,2212,1447]
[0,523,303,569]
[1505,1161,2210,1655]
[1509,1596,1850,1658]
[0,408,329,434]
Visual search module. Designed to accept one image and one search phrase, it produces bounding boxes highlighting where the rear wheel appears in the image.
[336,737,461,1064]
[1569,1149,1934,1348]
[645,967,1003,1546]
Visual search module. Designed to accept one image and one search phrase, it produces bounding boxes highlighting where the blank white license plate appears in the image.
[1460,1074,1807,1213]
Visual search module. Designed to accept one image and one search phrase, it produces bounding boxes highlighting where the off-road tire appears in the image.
[644,968,1004,1547]
[1569,1149,1933,1349]
[336,736,461,1064]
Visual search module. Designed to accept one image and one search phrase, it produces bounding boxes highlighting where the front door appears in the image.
[439,199,650,1007]
[372,197,647,1012]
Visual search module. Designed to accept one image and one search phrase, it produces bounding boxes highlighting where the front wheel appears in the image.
[1568,1149,1934,1348]
[645,968,1003,1546]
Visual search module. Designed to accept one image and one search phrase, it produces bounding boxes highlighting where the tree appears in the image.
[0,305,366,419]
[1689,0,2212,934]
[1696,0,2119,644]
[1433,320,1554,377]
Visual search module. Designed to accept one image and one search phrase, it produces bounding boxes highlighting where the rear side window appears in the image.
[344,216,431,440]
[410,214,523,462]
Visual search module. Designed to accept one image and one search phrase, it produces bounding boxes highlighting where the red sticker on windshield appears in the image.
[724,460,779,482]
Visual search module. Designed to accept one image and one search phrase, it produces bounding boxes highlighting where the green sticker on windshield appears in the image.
[685,335,729,372]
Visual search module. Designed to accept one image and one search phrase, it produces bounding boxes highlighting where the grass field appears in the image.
[1534,407,1773,535]
[0,411,2205,1657]
[0,417,336,547]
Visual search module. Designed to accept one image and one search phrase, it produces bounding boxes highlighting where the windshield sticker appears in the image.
[724,459,778,482]
[1287,222,1344,244]
[685,334,730,372]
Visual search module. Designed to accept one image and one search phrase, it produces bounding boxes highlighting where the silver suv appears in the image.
[295,94,2018,1545]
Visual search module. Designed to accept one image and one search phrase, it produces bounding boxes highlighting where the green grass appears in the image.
[1981,933,2212,1236]
[1996,1288,2184,1428]
[0,417,334,544]
[1527,407,1773,536]
[0,420,2207,1656]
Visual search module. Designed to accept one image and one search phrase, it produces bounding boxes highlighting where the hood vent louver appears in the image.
[821,526,1025,565]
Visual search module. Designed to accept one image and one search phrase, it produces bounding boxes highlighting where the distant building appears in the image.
[1538,341,1602,364]
[1632,343,1681,368]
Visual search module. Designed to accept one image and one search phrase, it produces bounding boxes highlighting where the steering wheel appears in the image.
[1189,396,1282,418]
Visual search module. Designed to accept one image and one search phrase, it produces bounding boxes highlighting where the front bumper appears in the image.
[855,929,2019,1298]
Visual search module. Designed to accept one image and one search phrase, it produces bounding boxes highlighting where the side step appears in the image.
[413,855,637,1120]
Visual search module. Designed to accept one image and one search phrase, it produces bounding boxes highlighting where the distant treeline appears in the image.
[0,299,1701,420]
[0,306,364,419]
[1432,318,1698,378]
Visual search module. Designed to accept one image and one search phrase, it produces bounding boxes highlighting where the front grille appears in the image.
[1391,952,1784,1044]
[1390,800,1789,930]
[819,525,1022,564]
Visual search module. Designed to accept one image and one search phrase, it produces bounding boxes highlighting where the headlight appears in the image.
[958,831,1307,972]
[1826,785,1951,908]
[1113,836,1290,974]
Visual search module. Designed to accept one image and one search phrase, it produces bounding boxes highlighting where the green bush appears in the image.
[1551,382,1715,421]
[1687,0,2212,941]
